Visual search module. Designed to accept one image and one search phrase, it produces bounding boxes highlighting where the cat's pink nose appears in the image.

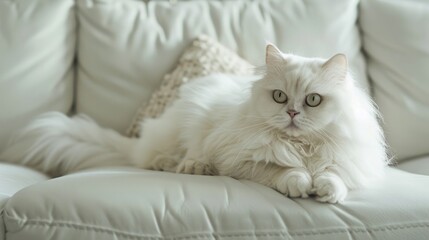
[287,110,300,118]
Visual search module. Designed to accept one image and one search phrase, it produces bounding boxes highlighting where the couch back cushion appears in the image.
[0,0,75,152]
[360,0,429,161]
[76,0,367,134]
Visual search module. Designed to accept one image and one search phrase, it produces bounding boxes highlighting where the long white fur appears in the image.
[133,45,388,202]
[0,113,136,177]
[0,45,388,203]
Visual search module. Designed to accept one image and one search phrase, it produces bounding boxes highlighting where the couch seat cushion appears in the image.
[396,155,429,176]
[0,164,48,206]
[0,163,48,240]
[3,167,429,240]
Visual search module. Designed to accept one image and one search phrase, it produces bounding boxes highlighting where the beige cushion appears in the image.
[127,35,253,138]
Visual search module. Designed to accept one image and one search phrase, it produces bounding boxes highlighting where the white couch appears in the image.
[1,0,429,239]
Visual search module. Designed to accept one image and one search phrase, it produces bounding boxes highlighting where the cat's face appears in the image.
[251,44,348,138]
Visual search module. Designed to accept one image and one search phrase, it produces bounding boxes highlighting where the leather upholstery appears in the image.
[0,0,428,239]
[397,156,429,176]
[3,167,429,240]
[0,164,48,240]
[360,0,429,161]
[0,0,75,152]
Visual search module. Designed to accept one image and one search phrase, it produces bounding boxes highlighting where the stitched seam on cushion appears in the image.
[5,218,154,239]
[288,222,429,236]
[5,217,429,239]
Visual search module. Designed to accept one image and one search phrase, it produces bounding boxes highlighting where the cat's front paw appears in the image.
[276,168,312,198]
[313,173,347,203]
[176,159,213,175]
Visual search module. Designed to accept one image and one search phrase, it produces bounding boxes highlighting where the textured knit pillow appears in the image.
[127,35,254,137]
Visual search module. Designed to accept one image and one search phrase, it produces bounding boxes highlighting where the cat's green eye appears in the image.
[272,89,288,104]
[305,93,322,107]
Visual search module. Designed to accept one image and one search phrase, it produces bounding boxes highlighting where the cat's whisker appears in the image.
[299,120,329,142]
[299,119,343,155]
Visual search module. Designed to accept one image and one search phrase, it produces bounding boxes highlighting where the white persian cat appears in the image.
[0,44,387,203]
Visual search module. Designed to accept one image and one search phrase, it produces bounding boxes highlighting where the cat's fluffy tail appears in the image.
[0,112,136,177]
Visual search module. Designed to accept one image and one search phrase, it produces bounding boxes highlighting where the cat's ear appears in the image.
[322,53,348,80]
[265,43,284,65]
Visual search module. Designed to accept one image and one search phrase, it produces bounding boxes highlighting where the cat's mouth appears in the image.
[287,121,299,129]
[283,121,303,137]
